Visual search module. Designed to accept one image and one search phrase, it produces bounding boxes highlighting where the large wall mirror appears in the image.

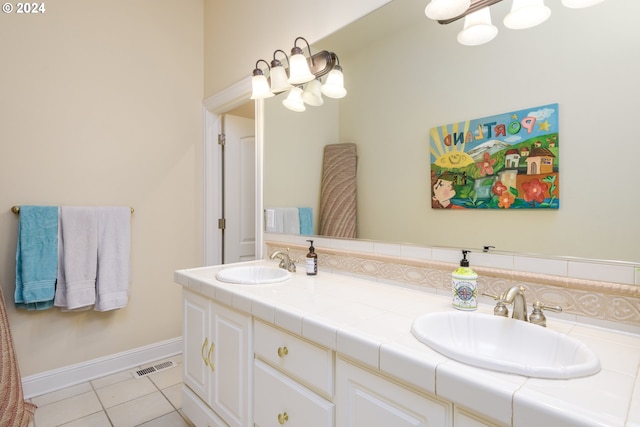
[263,0,640,263]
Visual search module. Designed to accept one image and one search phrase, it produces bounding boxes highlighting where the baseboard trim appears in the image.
[21,337,183,399]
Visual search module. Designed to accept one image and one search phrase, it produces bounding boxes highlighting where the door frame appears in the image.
[202,77,264,265]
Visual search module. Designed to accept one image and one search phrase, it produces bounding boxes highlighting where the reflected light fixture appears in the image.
[302,78,324,106]
[503,0,551,30]
[457,7,498,46]
[250,60,274,100]
[269,50,293,94]
[282,87,306,112]
[249,36,347,112]
[288,37,316,85]
[425,0,607,45]
[321,55,347,99]
[425,0,471,20]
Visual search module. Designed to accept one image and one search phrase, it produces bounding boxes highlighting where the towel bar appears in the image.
[11,206,135,214]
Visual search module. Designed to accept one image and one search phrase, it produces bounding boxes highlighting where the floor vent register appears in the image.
[132,360,176,379]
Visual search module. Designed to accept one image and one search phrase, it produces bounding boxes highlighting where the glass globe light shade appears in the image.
[425,0,471,20]
[250,72,274,100]
[302,79,324,106]
[288,47,315,85]
[282,87,306,112]
[269,64,293,94]
[504,0,551,29]
[321,66,347,99]
[457,7,498,46]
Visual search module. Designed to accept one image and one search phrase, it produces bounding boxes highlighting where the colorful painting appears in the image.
[430,103,559,209]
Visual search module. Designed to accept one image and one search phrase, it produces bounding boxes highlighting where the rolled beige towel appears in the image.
[319,143,357,238]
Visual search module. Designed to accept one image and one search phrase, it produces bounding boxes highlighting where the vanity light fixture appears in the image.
[269,50,293,94]
[301,78,324,106]
[321,56,347,99]
[288,37,316,85]
[250,60,274,100]
[282,87,306,112]
[426,0,607,45]
[503,0,551,30]
[425,0,471,20]
[457,7,498,46]
[249,36,347,112]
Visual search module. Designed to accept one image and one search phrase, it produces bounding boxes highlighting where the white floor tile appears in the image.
[33,391,103,427]
[59,411,112,427]
[148,364,182,390]
[91,369,135,389]
[136,411,191,426]
[106,391,174,427]
[161,383,183,409]
[31,382,93,407]
[95,376,157,409]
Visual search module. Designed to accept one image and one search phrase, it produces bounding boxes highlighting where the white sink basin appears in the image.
[215,265,291,285]
[411,311,600,379]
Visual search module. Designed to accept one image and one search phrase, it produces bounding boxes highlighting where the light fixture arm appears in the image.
[437,0,504,24]
[271,49,289,68]
[292,37,315,67]
[253,59,271,76]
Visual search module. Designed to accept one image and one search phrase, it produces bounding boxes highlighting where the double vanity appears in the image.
[175,260,640,427]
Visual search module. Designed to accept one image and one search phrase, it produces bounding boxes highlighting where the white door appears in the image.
[223,114,256,263]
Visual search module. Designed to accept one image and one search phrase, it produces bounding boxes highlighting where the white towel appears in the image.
[95,207,131,312]
[282,208,300,235]
[55,207,98,310]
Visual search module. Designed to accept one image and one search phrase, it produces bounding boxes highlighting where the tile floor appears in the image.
[27,355,194,427]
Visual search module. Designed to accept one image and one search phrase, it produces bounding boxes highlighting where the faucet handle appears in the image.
[529,301,563,327]
[482,292,509,317]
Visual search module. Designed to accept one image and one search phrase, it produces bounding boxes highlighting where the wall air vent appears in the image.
[131,360,176,379]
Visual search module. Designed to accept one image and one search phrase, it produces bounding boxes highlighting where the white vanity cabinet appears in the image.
[183,289,252,427]
[335,357,452,427]
[253,320,335,427]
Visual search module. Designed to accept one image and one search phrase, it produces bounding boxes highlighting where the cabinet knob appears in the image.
[201,338,209,367]
[277,346,289,358]
[277,412,289,424]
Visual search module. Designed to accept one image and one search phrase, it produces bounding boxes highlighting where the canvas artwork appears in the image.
[430,103,559,209]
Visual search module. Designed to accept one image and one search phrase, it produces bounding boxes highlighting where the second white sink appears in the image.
[215,265,291,285]
[411,311,601,379]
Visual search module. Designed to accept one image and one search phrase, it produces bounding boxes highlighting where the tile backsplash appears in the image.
[264,233,640,334]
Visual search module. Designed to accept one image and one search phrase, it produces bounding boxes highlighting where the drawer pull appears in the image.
[208,342,215,372]
[277,346,289,357]
[201,338,209,366]
[277,412,289,424]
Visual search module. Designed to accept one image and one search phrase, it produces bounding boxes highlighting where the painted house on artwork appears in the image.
[505,149,520,169]
[526,147,556,175]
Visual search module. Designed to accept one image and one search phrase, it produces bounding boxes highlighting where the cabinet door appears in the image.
[254,359,334,427]
[454,406,505,427]
[183,385,230,427]
[336,358,452,427]
[209,301,252,427]
[183,290,211,402]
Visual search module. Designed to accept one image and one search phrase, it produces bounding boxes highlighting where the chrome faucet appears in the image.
[270,249,296,272]
[484,286,563,327]
[503,286,528,322]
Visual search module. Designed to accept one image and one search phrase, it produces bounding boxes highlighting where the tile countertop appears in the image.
[174,260,640,427]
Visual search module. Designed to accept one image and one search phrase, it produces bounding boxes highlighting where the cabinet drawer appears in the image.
[254,320,333,397]
[254,359,334,427]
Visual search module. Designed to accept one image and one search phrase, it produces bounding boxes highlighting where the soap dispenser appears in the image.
[306,240,317,276]
[452,250,478,310]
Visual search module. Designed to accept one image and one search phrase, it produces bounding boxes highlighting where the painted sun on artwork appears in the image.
[430,103,559,209]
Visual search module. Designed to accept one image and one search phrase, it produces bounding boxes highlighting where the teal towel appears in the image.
[15,206,58,310]
[298,207,313,235]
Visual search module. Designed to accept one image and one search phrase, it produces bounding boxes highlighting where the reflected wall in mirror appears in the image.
[263,0,640,263]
